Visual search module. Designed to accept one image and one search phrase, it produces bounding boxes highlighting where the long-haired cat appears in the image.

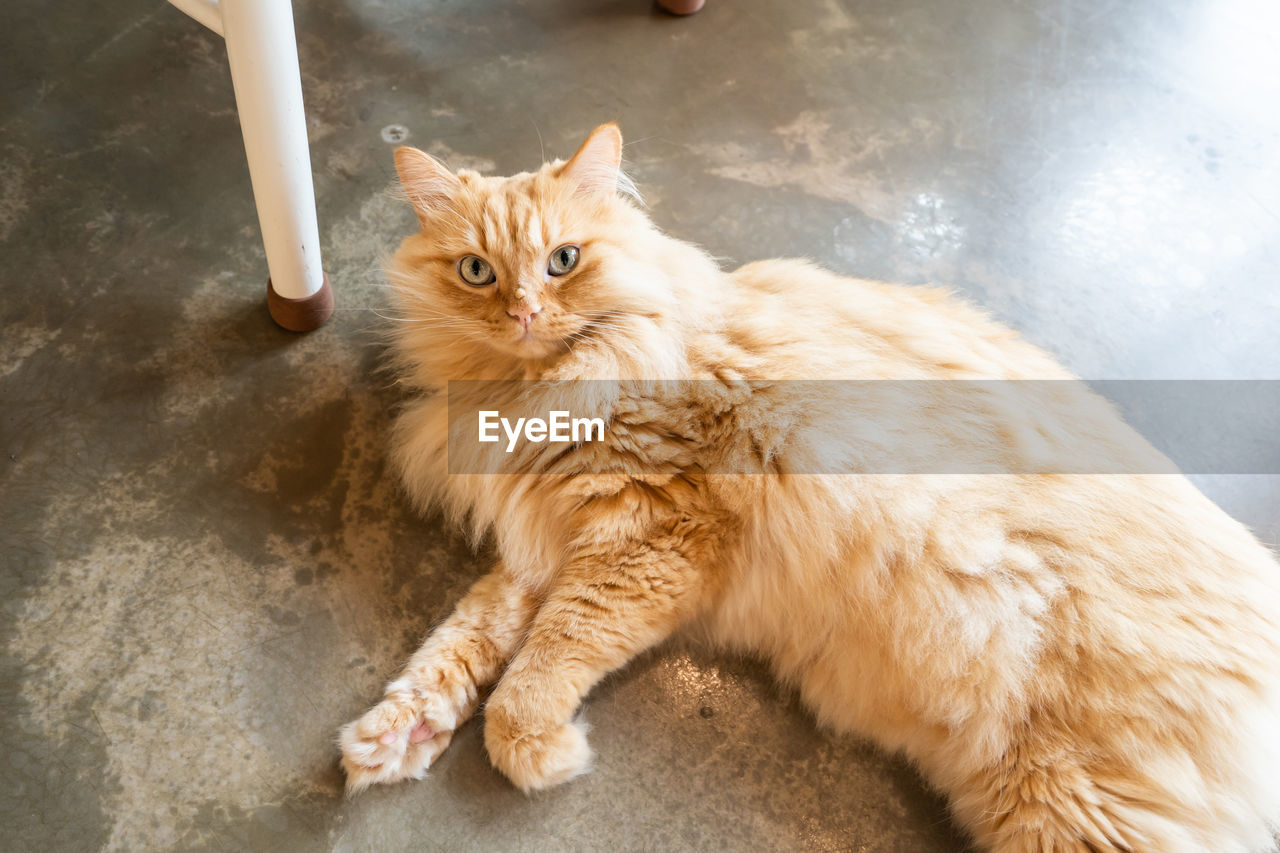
[338,124,1280,853]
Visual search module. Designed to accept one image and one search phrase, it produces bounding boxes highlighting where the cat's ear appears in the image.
[559,123,623,198]
[394,146,460,226]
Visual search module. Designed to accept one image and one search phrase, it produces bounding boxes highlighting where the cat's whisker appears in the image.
[530,118,546,164]
[377,312,473,326]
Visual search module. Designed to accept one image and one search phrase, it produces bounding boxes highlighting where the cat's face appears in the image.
[389,125,661,368]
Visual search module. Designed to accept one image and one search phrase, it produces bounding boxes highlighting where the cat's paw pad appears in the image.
[484,716,593,792]
[339,700,453,794]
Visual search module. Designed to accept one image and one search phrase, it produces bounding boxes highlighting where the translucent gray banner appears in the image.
[444,380,1278,475]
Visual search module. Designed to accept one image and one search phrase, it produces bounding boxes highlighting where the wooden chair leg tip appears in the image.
[657,0,706,14]
[267,273,334,332]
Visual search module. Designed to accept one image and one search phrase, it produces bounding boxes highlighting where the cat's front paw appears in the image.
[483,707,593,792]
[339,697,453,794]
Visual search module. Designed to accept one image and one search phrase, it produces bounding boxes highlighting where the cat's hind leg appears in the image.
[339,566,537,793]
[948,741,1220,853]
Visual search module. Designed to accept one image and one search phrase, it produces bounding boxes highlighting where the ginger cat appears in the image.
[338,124,1280,853]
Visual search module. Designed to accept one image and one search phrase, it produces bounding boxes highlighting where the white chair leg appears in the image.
[169,0,333,331]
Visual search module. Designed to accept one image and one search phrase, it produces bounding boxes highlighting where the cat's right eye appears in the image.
[458,255,495,286]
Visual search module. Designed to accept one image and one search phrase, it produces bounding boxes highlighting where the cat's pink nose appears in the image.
[507,304,541,330]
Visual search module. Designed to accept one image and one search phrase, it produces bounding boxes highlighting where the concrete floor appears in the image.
[3,0,1278,850]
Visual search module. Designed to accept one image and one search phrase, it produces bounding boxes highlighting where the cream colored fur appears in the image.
[339,124,1280,853]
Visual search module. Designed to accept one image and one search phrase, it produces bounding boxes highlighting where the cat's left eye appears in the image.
[458,255,495,286]
[548,245,580,277]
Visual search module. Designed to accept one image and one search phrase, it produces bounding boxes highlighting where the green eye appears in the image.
[548,245,580,276]
[458,255,495,286]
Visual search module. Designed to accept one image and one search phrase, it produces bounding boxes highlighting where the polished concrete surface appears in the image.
[3,0,1278,850]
